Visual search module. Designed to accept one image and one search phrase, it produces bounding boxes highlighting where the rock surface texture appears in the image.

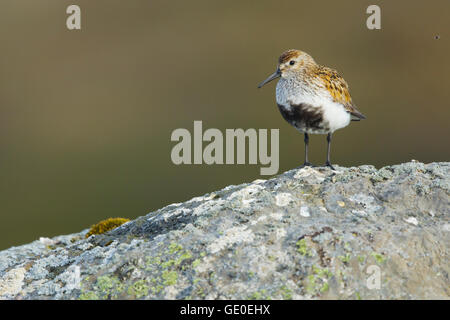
[0,161,449,300]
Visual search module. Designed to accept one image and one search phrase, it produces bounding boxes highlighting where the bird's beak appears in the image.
[257,68,281,88]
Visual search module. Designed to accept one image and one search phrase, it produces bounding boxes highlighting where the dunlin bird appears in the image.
[258,49,366,170]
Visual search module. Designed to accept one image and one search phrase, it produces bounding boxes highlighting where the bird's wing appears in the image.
[317,66,366,120]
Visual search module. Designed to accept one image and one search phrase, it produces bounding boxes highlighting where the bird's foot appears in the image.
[298,161,316,169]
[324,161,336,170]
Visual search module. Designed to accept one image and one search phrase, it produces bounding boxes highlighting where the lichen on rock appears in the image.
[0,161,449,300]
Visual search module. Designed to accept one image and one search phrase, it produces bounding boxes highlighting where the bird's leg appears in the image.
[300,133,314,168]
[325,133,335,170]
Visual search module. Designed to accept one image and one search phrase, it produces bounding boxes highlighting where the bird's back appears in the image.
[314,65,366,121]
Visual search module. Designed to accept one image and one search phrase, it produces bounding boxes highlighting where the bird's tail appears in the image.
[350,109,366,121]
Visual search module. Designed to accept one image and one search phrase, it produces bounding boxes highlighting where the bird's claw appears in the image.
[324,161,335,170]
[298,162,316,169]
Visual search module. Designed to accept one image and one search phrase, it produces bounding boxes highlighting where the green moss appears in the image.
[279,285,293,300]
[306,266,332,296]
[249,292,261,299]
[338,253,351,264]
[142,244,203,296]
[320,282,329,293]
[161,259,175,269]
[312,265,320,274]
[127,280,149,298]
[371,252,386,264]
[168,242,183,254]
[355,291,362,300]
[78,291,99,300]
[192,259,201,268]
[81,243,208,299]
[344,242,352,251]
[175,251,193,265]
[306,275,316,295]
[296,239,312,257]
[82,275,124,299]
[195,286,206,298]
[85,217,130,238]
[97,275,119,293]
[150,284,164,294]
[336,270,345,287]
[357,255,365,263]
[312,265,332,278]
[146,256,161,269]
[80,241,208,299]
[162,270,178,286]
[249,289,270,300]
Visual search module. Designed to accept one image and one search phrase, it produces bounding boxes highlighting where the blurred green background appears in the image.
[0,0,449,250]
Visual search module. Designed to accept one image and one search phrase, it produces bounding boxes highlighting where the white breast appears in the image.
[276,78,350,133]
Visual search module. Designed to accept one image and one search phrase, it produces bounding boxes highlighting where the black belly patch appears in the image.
[277,103,328,132]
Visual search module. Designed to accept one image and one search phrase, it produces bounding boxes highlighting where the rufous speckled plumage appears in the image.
[258,49,366,169]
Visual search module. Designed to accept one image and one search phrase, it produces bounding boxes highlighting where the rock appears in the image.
[0,161,449,300]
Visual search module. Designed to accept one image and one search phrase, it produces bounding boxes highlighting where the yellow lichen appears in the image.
[85,217,130,238]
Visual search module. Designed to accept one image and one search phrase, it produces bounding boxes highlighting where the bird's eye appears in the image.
[289,60,295,65]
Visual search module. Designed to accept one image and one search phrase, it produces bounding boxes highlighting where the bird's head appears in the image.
[258,49,315,88]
